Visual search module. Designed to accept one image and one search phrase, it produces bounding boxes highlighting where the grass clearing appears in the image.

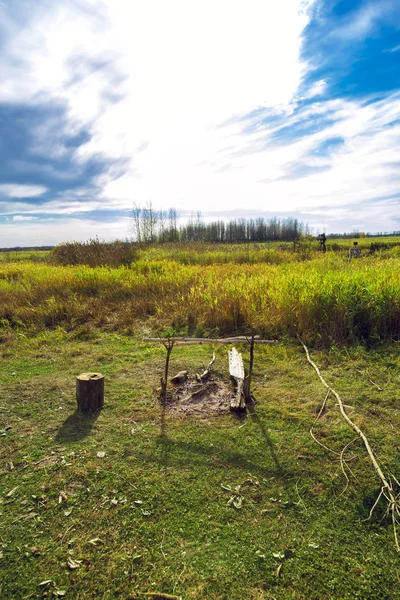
[1,330,399,599]
[1,242,399,598]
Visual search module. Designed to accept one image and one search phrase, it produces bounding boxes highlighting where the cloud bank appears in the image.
[0,0,399,245]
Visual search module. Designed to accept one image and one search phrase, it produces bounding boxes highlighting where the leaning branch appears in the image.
[300,340,400,552]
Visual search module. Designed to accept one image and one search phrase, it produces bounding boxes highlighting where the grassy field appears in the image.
[0,331,399,599]
[0,250,49,263]
[0,242,399,599]
[1,240,400,345]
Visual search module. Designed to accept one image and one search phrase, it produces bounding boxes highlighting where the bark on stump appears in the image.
[76,372,104,414]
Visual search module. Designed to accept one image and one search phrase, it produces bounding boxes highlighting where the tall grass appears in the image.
[0,250,49,263]
[1,252,399,344]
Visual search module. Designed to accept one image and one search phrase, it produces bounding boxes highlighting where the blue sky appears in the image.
[0,0,399,245]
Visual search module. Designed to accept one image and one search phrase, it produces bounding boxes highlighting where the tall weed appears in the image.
[0,253,399,345]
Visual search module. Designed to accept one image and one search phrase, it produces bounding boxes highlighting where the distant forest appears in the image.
[130,202,400,244]
[131,203,309,243]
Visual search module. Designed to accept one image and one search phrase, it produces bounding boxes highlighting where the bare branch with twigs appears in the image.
[300,339,400,552]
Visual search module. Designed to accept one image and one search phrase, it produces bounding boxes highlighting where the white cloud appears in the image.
[0,217,131,247]
[0,0,315,203]
[386,43,400,53]
[303,78,327,98]
[0,184,47,198]
[12,215,38,221]
[330,1,399,41]
[0,198,104,216]
[1,0,400,240]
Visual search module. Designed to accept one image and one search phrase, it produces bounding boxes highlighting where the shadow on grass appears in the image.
[158,400,169,468]
[151,397,286,480]
[247,397,283,475]
[55,410,101,442]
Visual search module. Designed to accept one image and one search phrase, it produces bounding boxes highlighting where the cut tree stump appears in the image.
[76,372,104,414]
[229,347,245,411]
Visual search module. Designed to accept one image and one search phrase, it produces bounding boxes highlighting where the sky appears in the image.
[0,0,400,246]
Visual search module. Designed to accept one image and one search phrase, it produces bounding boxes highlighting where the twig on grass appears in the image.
[309,390,357,464]
[356,369,383,392]
[160,528,167,559]
[107,471,138,490]
[337,438,359,499]
[136,594,180,599]
[294,479,308,513]
[300,340,400,552]
[310,389,338,456]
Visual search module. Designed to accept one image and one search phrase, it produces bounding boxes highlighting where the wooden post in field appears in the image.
[76,373,104,413]
[160,338,175,402]
[244,333,255,401]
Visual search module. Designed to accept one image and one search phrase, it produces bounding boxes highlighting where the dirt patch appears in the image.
[163,379,235,417]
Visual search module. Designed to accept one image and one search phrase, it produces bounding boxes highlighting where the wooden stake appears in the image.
[244,333,255,401]
[160,338,174,401]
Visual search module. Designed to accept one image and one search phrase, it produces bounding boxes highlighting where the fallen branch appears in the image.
[300,340,400,552]
[338,437,359,499]
[309,389,358,496]
[197,352,216,382]
[136,594,179,600]
[309,389,337,456]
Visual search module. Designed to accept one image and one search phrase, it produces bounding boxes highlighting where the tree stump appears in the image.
[229,348,246,411]
[76,373,104,414]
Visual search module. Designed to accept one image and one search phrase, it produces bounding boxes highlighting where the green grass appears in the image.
[0,250,49,263]
[1,330,399,599]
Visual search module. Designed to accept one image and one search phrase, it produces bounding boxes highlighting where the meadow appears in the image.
[0,240,399,599]
[0,239,400,345]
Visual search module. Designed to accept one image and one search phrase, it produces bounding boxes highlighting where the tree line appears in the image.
[131,202,309,243]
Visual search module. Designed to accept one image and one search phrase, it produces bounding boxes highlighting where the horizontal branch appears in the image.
[143,336,276,346]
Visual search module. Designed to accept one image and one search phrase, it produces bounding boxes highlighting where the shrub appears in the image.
[49,239,137,267]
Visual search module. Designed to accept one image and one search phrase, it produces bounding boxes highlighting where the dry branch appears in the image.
[160,338,175,401]
[300,340,400,552]
[198,352,216,381]
[143,336,276,346]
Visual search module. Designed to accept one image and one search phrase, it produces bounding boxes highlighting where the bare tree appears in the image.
[131,202,142,242]
[158,208,166,242]
[168,207,179,241]
[142,200,157,243]
[131,200,159,243]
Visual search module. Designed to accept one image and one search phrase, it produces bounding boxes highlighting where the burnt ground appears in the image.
[162,378,236,417]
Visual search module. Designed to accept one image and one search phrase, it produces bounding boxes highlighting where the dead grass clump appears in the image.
[49,239,138,267]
